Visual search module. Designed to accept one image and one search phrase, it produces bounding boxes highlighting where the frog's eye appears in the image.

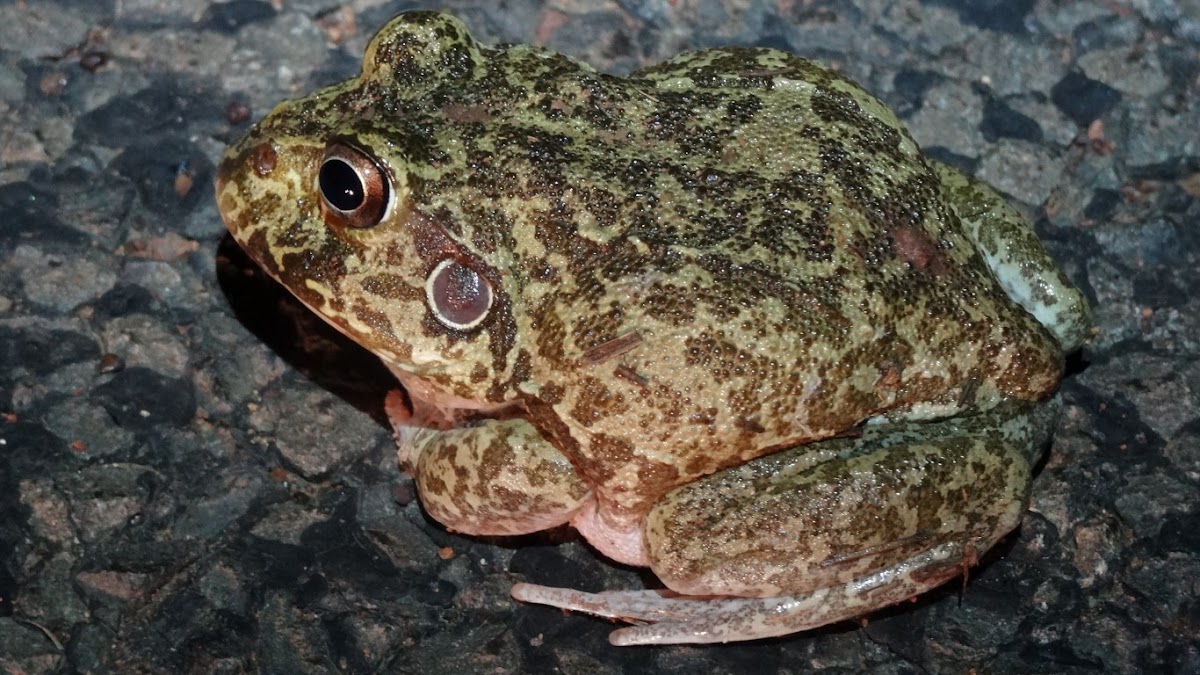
[426,258,493,331]
[318,143,390,228]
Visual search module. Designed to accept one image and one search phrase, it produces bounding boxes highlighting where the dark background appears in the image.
[1,0,1198,672]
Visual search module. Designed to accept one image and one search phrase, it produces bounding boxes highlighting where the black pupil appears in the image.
[319,158,364,211]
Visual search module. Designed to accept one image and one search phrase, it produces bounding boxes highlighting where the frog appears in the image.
[215,11,1090,645]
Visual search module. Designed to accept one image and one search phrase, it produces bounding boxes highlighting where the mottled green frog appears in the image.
[216,11,1089,644]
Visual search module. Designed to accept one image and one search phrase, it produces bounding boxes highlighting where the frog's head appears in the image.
[216,12,525,406]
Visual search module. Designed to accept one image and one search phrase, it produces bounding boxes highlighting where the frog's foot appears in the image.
[513,540,970,645]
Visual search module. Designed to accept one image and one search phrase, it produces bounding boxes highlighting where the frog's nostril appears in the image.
[251,143,277,177]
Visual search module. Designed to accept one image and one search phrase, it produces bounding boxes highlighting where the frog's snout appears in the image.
[214,149,243,231]
[215,141,283,230]
[214,157,229,202]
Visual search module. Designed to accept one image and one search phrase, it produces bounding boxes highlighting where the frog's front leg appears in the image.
[391,399,592,535]
[514,401,1055,644]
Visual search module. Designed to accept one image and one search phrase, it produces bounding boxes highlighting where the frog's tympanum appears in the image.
[217,11,1090,644]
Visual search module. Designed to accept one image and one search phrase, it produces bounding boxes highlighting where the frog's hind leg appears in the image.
[512,538,968,645]
[513,401,1055,644]
[934,160,1090,352]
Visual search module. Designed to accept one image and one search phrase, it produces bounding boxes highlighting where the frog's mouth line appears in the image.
[387,362,520,423]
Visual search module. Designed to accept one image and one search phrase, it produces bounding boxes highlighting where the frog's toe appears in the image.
[512,583,730,644]
[512,583,852,645]
[512,539,973,645]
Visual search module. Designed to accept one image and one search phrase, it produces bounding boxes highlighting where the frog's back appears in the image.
[463,47,1062,400]
[409,43,1063,503]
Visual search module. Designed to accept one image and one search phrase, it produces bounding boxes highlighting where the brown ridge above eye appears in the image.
[426,258,493,331]
[319,142,390,228]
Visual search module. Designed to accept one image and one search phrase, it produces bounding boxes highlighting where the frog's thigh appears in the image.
[645,421,1032,599]
[515,430,1035,645]
[412,418,591,536]
[934,159,1090,352]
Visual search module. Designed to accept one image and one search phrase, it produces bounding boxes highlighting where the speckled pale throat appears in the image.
[216,11,1090,644]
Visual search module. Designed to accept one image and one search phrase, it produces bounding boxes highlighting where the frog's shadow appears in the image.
[216,235,396,427]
